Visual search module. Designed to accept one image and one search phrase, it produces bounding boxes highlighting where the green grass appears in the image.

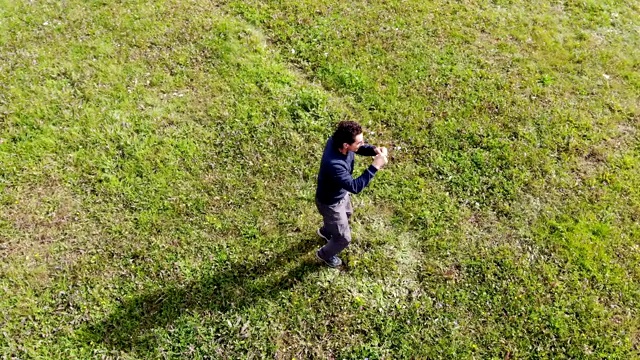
[1,0,639,358]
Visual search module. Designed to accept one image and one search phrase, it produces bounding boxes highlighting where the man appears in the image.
[315,120,388,267]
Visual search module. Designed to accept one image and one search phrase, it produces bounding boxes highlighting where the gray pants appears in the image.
[316,194,353,259]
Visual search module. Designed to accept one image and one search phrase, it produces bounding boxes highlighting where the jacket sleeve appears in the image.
[356,144,377,156]
[331,162,378,194]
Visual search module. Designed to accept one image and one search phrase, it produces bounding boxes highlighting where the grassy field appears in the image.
[1,0,639,358]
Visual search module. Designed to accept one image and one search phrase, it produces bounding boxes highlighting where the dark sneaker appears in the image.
[316,250,342,268]
[316,228,331,242]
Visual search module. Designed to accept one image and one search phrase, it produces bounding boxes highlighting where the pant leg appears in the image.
[324,193,352,227]
[316,196,351,259]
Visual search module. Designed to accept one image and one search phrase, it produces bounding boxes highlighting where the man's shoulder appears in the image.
[320,156,348,175]
[323,156,348,167]
[321,143,343,162]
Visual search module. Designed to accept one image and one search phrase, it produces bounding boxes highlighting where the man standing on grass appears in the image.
[315,120,388,268]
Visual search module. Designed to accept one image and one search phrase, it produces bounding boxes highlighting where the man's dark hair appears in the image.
[332,121,362,149]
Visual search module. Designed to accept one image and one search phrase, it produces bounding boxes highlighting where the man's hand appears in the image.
[375,147,388,157]
[372,152,388,170]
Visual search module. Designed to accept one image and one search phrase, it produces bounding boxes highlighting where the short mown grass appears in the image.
[1,0,639,358]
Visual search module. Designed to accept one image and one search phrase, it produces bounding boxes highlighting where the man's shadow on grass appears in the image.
[77,237,322,352]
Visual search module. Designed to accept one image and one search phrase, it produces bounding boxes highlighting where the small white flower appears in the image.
[43,21,49,26]
[291,48,295,54]
[603,74,610,80]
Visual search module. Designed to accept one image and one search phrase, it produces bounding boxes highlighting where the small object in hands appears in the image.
[373,153,388,169]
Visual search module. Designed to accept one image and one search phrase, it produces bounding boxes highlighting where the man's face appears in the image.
[345,133,364,153]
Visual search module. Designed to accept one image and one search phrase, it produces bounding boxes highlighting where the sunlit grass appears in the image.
[1,0,639,358]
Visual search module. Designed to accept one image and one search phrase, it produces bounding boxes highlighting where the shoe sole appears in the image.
[316,228,330,242]
[315,251,341,268]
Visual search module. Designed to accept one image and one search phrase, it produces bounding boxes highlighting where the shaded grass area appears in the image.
[77,238,321,354]
[1,0,639,358]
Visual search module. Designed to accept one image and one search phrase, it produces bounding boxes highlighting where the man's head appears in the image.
[332,121,364,153]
